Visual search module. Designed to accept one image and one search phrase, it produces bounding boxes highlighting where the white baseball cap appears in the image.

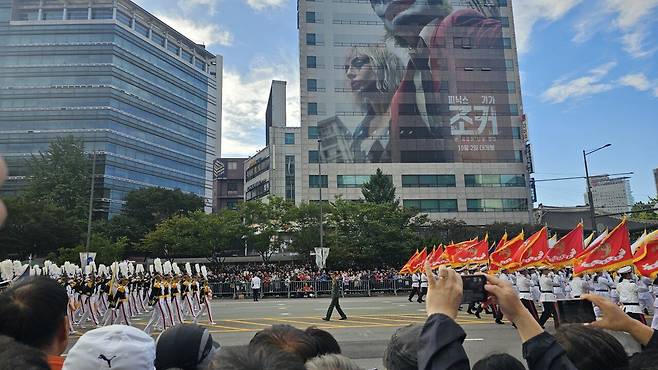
[617,266,633,274]
[63,325,155,370]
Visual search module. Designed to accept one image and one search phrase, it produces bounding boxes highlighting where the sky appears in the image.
[132,0,658,207]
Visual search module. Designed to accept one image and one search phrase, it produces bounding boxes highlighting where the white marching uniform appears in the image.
[539,275,557,302]
[516,274,534,300]
[592,274,614,317]
[552,273,566,300]
[637,277,654,315]
[652,280,658,330]
[411,273,420,288]
[569,276,590,298]
[617,279,647,314]
[420,274,428,289]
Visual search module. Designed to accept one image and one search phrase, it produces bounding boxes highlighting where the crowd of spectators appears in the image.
[1,261,658,370]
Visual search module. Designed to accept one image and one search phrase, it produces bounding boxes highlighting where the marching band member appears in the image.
[144,275,167,334]
[516,269,539,321]
[569,273,590,299]
[407,271,420,302]
[76,275,99,328]
[592,271,614,317]
[193,279,215,325]
[537,267,559,328]
[616,266,648,324]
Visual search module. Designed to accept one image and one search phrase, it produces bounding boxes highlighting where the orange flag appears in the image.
[399,249,419,274]
[453,235,490,267]
[409,247,428,273]
[428,245,449,269]
[545,223,584,269]
[512,227,549,270]
[574,219,632,276]
[633,230,658,279]
[491,231,525,270]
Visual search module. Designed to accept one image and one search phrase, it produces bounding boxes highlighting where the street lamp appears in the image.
[318,140,323,251]
[583,143,612,234]
[84,148,97,267]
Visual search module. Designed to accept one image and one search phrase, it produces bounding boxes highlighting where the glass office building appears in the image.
[0,0,222,216]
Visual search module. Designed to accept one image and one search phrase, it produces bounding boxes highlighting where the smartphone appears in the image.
[556,299,596,324]
[461,275,487,304]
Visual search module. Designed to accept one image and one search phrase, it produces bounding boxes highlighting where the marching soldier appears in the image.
[516,269,539,321]
[323,271,348,321]
[537,267,559,328]
[193,280,215,325]
[408,272,420,302]
[617,266,648,324]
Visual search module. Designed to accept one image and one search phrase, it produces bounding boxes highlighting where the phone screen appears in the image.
[461,275,487,304]
[556,299,596,324]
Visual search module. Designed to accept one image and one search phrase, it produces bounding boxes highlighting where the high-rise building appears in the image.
[213,158,246,211]
[0,0,222,216]
[585,175,633,215]
[246,0,534,224]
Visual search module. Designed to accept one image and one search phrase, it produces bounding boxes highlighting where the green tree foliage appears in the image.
[631,197,658,221]
[286,201,326,258]
[25,136,91,223]
[238,196,294,262]
[57,235,128,265]
[0,197,80,259]
[361,168,398,204]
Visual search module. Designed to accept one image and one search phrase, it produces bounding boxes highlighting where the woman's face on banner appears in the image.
[346,55,376,93]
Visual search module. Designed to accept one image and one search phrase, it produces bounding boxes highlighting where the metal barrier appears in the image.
[207,278,411,299]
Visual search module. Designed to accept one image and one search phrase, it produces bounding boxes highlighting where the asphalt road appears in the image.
[68,295,529,368]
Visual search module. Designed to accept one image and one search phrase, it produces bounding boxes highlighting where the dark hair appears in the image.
[0,334,50,370]
[554,324,629,370]
[209,346,306,370]
[629,349,658,370]
[306,326,341,355]
[249,325,319,362]
[0,276,68,349]
[473,353,525,370]
[383,324,422,370]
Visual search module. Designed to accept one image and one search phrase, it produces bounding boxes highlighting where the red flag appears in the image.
[633,230,658,279]
[427,245,448,269]
[409,247,428,273]
[512,227,549,270]
[489,233,508,273]
[453,236,489,267]
[490,231,525,270]
[545,223,584,268]
[575,228,609,260]
[399,249,419,274]
[574,219,633,276]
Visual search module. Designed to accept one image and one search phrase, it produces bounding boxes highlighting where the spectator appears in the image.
[155,324,219,370]
[472,353,525,370]
[0,334,50,370]
[553,324,628,370]
[209,346,306,370]
[417,261,578,369]
[249,324,320,362]
[305,326,341,355]
[383,324,422,370]
[63,325,155,370]
[305,354,363,370]
[0,276,69,370]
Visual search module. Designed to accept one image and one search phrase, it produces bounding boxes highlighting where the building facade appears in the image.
[654,168,658,197]
[586,175,633,216]
[213,157,245,211]
[0,0,222,216]
[291,0,534,224]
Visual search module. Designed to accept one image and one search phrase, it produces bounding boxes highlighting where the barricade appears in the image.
[289,280,317,299]
[369,279,396,295]
[261,280,289,298]
[313,280,332,297]
[342,279,369,297]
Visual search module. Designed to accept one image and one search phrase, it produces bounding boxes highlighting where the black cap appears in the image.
[155,324,220,370]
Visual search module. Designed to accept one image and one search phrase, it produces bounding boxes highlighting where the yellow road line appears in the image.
[223,319,275,327]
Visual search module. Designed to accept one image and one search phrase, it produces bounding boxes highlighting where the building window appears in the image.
[511,127,521,139]
[66,8,88,20]
[509,104,519,115]
[228,161,237,170]
[503,38,512,49]
[308,102,318,115]
[167,41,180,56]
[91,8,113,20]
[181,49,193,63]
[15,9,39,20]
[151,32,165,46]
[337,175,385,188]
[306,33,316,45]
[134,21,149,37]
[246,157,270,182]
[226,200,238,210]
[498,0,508,6]
[505,59,514,71]
[285,155,295,201]
[308,126,319,139]
[116,10,131,26]
[306,11,316,23]
[307,56,317,68]
[507,81,516,93]
[467,199,528,212]
[464,174,525,187]
[401,175,456,188]
[246,181,270,201]
[195,59,206,71]
[42,8,63,20]
[514,150,523,163]
[284,133,295,145]
[309,175,328,188]
[403,199,458,213]
[308,150,319,163]
[307,79,317,92]
[227,181,238,192]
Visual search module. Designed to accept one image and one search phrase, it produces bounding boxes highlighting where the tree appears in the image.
[123,187,204,231]
[24,136,92,223]
[0,197,81,259]
[238,196,294,262]
[57,235,128,265]
[362,168,398,205]
[287,202,330,259]
[631,197,658,221]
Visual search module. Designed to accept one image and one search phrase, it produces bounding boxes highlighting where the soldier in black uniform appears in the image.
[77,276,99,327]
[323,272,347,321]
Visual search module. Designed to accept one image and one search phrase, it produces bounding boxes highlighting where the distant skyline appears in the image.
[133,0,658,206]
